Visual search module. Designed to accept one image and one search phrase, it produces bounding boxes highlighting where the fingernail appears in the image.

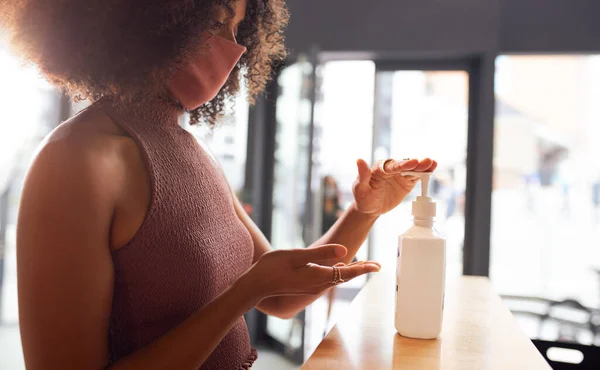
[366,263,381,271]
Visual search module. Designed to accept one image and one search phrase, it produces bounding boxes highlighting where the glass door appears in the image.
[266,55,317,364]
[264,59,472,364]
[268,59,378,362]
[303,60,377,358]
[369,66,470,280]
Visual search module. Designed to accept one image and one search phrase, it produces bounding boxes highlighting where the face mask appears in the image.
[168,34,246,110]
[324,187,337,198]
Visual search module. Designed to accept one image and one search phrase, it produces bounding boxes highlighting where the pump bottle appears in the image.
[395,171,446,339]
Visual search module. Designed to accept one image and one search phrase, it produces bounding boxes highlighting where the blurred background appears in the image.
[2,0,600,369]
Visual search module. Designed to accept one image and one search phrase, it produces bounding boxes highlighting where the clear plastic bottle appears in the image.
[395,171,446,339]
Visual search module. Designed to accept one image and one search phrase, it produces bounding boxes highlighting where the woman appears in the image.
[1,0,437,369]
[322,175,344,235]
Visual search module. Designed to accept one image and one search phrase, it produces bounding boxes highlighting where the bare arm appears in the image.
[17,134,260,370]
[258,204,378,319]
[232,194,377,319]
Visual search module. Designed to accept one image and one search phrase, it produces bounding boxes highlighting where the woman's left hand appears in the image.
[352,158,438,217]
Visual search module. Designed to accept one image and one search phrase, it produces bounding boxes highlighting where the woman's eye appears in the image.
[210,21,226,30]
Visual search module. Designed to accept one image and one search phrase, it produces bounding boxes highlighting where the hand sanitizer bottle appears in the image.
[395,171,446,339]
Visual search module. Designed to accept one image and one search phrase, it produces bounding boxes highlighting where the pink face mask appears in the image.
[168,34,246,110]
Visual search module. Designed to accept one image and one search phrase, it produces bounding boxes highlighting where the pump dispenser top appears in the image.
[401,171,436,222]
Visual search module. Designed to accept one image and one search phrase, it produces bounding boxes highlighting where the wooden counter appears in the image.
[302,271,551,370]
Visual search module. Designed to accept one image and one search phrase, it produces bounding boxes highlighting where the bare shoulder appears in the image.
[26,105,143,201]
[40,106,136,172]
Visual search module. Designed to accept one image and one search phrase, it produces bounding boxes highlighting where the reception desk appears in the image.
[302,271,551,369]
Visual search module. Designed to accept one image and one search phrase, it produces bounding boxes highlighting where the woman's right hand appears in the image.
[243,244,380,300]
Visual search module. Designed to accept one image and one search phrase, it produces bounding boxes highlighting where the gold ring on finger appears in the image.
[332,266,344,285]
[378,158,394,175]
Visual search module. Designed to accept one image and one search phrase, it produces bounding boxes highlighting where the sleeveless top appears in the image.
[97,98,257,369]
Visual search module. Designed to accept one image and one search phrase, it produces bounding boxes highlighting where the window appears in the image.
[492,55,600,344]
[181,84,250,195]
[0,47,57,325]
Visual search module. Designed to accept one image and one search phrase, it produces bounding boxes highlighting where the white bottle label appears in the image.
[395,236,445,339]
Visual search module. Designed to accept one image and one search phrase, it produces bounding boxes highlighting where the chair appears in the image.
[503,295,600,369]
[533,340,600,370]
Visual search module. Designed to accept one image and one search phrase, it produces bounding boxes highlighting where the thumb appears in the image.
[292,244,347,267]
[356,159,371,185]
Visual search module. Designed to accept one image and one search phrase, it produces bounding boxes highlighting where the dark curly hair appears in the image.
[0,0,288,126]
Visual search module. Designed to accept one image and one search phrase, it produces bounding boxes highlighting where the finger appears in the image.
[333,262,346,267]
[413,158,434,172]
[356,159,372,184]
[347,260,382,269]
[347,260,365,266]
[292,244,347,267]
[426,160,438,172]
[383,159,419,174]
[302,264,341,286]
[336,263,380,282]
[365,260,382,269]
[307,262,380,287]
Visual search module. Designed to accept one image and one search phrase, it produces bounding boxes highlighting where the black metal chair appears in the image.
[533,340,600,370]
[502,295,600,369]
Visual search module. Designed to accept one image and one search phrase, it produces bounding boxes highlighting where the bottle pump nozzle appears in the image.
[401,171,436,221]
[401,171,433,199]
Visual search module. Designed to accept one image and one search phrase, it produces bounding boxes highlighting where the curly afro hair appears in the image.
[0,0,289,126]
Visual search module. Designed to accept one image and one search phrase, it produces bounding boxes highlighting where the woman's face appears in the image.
[211,0,247,43]
[168,0,248,110]
[324,177,337,188]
